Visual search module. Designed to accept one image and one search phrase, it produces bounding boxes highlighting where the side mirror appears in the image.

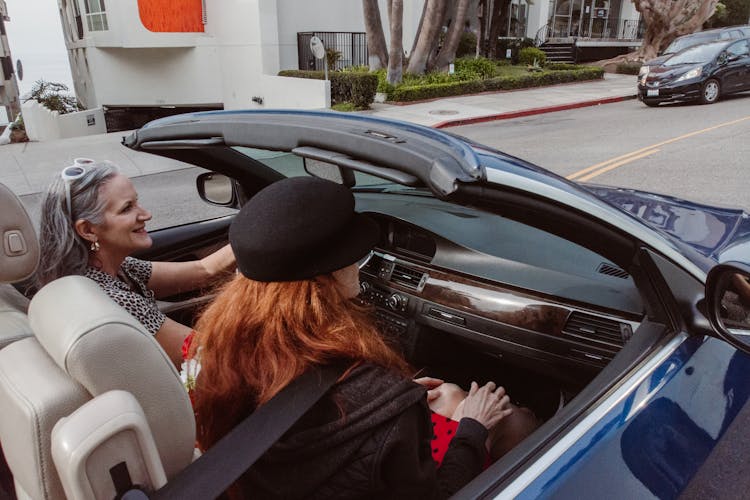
[196,172,237,207]
[705,262,750,354]
[303,158,356,187]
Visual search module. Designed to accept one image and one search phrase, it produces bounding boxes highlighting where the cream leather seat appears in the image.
[0,276,195,498]
[0,182,38,348]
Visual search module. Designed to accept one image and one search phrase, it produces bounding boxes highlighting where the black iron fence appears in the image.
[297,32,368,71]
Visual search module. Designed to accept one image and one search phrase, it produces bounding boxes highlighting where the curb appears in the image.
[432,94,637,129]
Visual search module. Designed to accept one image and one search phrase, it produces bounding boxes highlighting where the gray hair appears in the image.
[36,161,119,289]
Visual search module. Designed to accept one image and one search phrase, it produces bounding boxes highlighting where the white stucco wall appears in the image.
[57,0,421,111]
[84,47,223,107]
[253,75,330,109]
[527,0,551,40]
[22,100,106,141]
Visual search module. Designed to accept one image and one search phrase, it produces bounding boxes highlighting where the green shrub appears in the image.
[278,70,378,107]
[545,62,579,71]
[495,37,535,63]
[331,102,358,112]
[403,71,455,85]
[347,72,378,108]
[456,32,478,58]
[518,47,547,67]
[388,66,603,102]
[615,62,642,75]
[340,65,371,73]
[455,57,497,79]
[389,80,485,102]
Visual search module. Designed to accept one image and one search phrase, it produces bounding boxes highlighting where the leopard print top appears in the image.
[85,257,166,335]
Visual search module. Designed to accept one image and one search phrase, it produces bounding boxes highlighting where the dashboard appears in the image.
[354,194,644,378]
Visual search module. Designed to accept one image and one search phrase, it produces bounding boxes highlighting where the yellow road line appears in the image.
[576,149,660,182]
[566,115,750,181]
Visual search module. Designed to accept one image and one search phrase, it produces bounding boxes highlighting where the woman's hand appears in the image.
[414,377,445,404]
[414,376,444,390]
[454,381,512,429]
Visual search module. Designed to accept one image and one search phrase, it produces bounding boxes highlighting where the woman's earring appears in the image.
[90,241,100,252]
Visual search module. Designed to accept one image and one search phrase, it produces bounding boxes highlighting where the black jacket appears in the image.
[237,363,488,499]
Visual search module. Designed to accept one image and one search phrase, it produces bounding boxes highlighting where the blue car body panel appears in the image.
[586,185,750,266]
[515,337,750,499]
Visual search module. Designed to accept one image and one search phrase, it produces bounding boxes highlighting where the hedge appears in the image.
[277,70,378,108]
[389,67,604,102]
[615,62,642,75]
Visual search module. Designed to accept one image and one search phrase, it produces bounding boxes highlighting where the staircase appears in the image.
[540,43,576,63]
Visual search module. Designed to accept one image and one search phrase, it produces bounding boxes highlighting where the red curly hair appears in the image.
[191,272,411,451]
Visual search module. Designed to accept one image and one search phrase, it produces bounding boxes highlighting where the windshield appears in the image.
[665,43,724,66]
[664,35,714,54]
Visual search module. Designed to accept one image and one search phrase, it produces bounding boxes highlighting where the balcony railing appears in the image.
[539,17,644,44]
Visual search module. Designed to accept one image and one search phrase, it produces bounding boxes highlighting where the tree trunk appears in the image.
[476,0,486,57]
[633,0,719,60]
[596,0,719,66]
[387,0,404,85]
[362,0,388,70]
[432,0,472,70]
[406,0,448,74]
[486,0,505,59]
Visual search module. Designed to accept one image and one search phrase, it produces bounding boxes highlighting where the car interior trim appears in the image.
[493,332,688,499]
[455,318,673,499]
[138,137,226,149]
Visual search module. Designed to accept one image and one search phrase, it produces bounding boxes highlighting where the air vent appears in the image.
[390,264,427,291]
[597,262,629,279]
[562,311,630,349]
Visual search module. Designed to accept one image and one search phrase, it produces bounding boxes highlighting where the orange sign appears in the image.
[138,0,204,33]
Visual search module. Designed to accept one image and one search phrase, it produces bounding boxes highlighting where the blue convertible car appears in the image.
[1,110,749,499]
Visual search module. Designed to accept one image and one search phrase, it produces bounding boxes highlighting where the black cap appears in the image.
[229,177,379,282]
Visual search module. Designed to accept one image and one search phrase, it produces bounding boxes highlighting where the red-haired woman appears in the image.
[191,176,518,499]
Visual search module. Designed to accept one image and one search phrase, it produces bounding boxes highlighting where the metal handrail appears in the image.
[534,24,549,46]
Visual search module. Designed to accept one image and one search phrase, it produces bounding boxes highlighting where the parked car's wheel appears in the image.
[700,79,720,104]
[643,100,659,107]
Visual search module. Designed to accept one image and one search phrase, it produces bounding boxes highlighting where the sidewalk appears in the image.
[0,73,637,196]
[367,72,637,127]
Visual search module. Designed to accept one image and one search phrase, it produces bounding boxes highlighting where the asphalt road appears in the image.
[452,93,750,211]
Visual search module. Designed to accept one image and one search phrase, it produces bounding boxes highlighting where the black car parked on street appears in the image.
[638,25,750,78]
[638,38,750,106]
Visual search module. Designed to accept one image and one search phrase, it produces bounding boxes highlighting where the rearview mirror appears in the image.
[705,262,750,354]
[196,172,237,207]
[303,158,356,187]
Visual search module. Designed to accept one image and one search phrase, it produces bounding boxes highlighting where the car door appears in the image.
[719,40,750,92]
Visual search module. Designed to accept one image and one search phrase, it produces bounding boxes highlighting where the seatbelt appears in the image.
[149,364,343,499]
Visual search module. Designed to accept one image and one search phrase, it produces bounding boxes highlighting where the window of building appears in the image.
[83,0,108,31]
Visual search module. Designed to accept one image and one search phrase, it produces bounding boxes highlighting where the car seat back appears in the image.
[0,336,90,499]
[28,276,196,479]
[0,181,38,349]
[0,275,196,499]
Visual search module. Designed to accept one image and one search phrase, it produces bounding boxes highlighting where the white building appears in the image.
[57,0,423,122]
[0,0,21,124]
[56,0,641,129]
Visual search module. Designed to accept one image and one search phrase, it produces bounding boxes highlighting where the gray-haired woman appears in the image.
[37,159,235,366]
